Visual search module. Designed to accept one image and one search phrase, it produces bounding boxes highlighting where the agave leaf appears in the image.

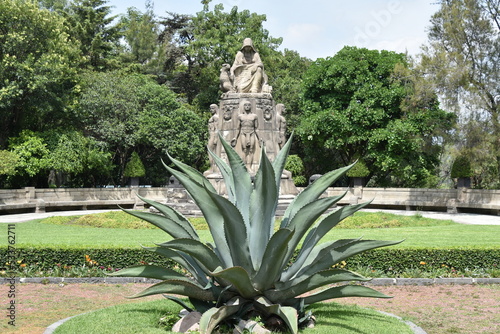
[279,196,342,273]
[108,264,189,281]
[254,296,298,334]
[163,295,195,312]
[249,147,278,267]
[300,285,392,305]
[162,164,232,267]
[142,246,209,285]
[211,266,259,299]
[205,190,253,272]
[135,195,199,240]
[165,153,217,193]
[282,202,369,281]
[271,133,294,191]
[156,239,224,273]
[252,228,294,291]
[208,147,236,202]
[292,239,404,283]
[217,132,252,224]
[280,163,355,228]
[121,208,195,240]
[128,279,218,300]
[199,297,246,334]
[266,269,370,301]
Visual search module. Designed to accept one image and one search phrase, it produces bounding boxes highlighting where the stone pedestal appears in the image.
[204,93,298,195]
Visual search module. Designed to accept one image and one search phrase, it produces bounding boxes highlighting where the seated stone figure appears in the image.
[230,38,270,93]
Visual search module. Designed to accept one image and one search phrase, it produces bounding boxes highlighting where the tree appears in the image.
[119,1,168,77]
[47,131,113,187]
[65,0,122,70]
[76,71,206,185]
[0,0,82,148]
[297,46,454,187]
[123,151,146,178]
[160,2,282,111]
[6,131,51,187]
[420,0,500,187]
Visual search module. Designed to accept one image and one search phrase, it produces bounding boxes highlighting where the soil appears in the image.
[0,283,498,334]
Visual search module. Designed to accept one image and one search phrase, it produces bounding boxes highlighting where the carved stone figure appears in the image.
[223,104,233,121]
[230,38,269,93]
[219,63,234,93]
[208,104,219,153]
[231,100,261,170]
[276,104,287,149]
[263,105,273,121]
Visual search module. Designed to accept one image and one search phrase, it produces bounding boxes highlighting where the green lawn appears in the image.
[53,299,414,334]
[0,211,498,249]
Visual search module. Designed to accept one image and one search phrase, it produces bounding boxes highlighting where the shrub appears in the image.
[451,155,473,178]
[285,154,307,186]
[346,160,370,178]
[1,247,497,276]
[123,152,146,178]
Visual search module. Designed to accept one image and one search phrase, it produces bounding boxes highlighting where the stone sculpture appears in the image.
[231,100,261,170]
[276,104,287,149]
[204,38,297,194]
[219,63,235,94]
[207,104,219,170]
[230,38,269,94]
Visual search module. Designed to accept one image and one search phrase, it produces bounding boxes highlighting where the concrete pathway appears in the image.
[1,208,500,225]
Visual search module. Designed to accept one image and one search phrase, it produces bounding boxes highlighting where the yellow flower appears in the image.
[420,261,426,265]
[17,260,22,264]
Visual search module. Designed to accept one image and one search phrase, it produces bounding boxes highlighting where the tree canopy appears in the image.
[297,47,454,187]
[0,0,82,148]
[420,0,500,188]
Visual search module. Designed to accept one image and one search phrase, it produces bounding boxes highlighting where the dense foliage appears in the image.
[2,0,495,189]
[420,0,500,188]
[297,46,455,187]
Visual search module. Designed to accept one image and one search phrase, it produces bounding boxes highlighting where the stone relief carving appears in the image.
[231,100,261,171]
[276,104,287,149]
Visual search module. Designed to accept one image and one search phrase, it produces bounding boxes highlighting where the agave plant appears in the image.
[110,134,402,334]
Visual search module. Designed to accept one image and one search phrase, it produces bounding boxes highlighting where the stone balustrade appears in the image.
[1,185,500,215]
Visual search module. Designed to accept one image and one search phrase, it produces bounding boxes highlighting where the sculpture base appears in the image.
[206,173,298,196]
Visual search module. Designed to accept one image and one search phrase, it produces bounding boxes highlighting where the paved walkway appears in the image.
[1,208,500,224]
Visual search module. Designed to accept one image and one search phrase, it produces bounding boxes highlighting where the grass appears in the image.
[1,211,498,249]
[53,299,415,334]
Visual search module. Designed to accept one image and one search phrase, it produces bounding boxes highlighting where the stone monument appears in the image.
[205,38,298,195]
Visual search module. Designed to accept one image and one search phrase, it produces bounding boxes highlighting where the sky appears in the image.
[106,0,439,60]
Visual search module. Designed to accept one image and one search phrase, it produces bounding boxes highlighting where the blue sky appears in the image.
[107,0,438,60]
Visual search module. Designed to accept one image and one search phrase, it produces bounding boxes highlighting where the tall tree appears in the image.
[65,0,122,70]
[0,0,82,148]
[76,71,206,185]
[297,46,454,187]
[420,0,500,188]
[119,1,167,77]
[159,2,282,111]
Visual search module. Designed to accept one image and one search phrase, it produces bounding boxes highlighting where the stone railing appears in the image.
[0,186,193,214]
[323,186,500,214]
[1,185,500,215]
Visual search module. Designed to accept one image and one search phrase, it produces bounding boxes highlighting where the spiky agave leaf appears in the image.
[117,136,403,334]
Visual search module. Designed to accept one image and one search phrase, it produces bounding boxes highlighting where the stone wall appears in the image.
[2,186,500,215]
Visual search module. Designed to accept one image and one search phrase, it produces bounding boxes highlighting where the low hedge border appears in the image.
[1,247,498,273]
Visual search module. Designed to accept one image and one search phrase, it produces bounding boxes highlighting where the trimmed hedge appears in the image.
[347,248,499,272]
[0,247,174,270]
[1,247,498,272]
